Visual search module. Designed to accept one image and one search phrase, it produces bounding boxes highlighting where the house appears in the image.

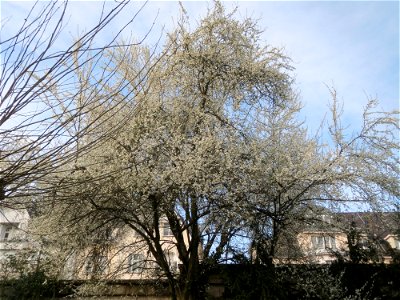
[0,206,185,281]
[59,220,186,280]
[0,206,31,260]
[296,212,400,264]
[0,206,33,278]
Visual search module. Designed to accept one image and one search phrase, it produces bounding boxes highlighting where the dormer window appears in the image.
[311,236,324,250]
[359,236,369,249]
[321,214,333,224]
[311,235,336,250]
[395,239,400,250]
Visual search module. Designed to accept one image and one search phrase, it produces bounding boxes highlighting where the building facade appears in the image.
[0,206,185,281]
[0,207,30,260]
[295,212,400,264]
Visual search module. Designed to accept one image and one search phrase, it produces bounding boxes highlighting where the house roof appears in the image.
[334,212,399,239]
[301,211,399,239]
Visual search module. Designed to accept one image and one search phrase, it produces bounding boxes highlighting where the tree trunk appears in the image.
[178,259,202,300]
[179,198,204,300]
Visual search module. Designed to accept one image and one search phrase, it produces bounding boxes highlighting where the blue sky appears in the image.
[1,1,399,134]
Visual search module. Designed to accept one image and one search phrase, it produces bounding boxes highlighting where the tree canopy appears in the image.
[3,2,399,300]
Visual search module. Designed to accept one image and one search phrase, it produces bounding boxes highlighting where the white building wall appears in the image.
[0,207,31,260]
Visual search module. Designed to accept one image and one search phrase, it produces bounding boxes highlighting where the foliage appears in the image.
[0,0,152,209]
[34,2,296,299]
[5,1,399,300]
[222,264,346,300]
[346,221,380,264]
[246,90,399,266]
[222,263,400,300]
[4,270,59,300]
[0,251,62,300]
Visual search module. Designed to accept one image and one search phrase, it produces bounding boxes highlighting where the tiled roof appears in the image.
[334,212,399,239]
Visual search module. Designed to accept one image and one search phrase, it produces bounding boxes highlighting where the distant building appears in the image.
[0,206,31,261]
[0,206,186,281]
[296,212,400,264]
[0,206,185,280]
[62,221,185,280]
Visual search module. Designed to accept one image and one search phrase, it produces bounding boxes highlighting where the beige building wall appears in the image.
[0,207,31,260]
[297,231,400,264]
[384,234,400,250]
[297,231,348,264]
[64,221,188,280]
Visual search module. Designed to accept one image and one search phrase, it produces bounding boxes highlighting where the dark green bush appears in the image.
[220,263,400,300]
[4,270,58,300]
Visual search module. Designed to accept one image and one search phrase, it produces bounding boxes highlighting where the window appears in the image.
[311,235,336,250]
[1,223,18,241]
[325,260,334,264]
[85,256,107,275]
[395,239,400,250]
[359,237,369,249]
[325,236,336,249]
[311,236,325,250]
[166,251,178,272]
[128,253,145,274]
[321,214,333,224]
[152,261,162,275]
[162,222,173,236]
[3,226,12,241]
